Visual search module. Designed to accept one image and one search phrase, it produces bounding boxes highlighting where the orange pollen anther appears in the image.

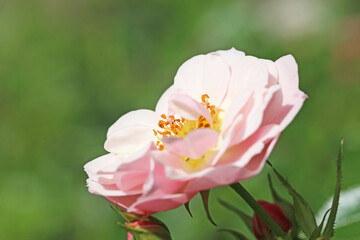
[154,94,220,150]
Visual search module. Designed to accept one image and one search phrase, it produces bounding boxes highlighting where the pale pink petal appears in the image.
[275,55,305,101]
[262,59,279,87]
[184,165,248,192]
[106,144,154,192]
[127,161,196,215]
[157,148,218,180]
[212,114,244,166]
[174,53,230,107]
[168,93,212,124]
[104,143,154,172]
[245,135,279,173]
[262,90,306,128]
[129,192,196,216]
[212,124,277,167]
[230,86,280,145]
[217,47,245,63]
[221,91,252,133]
[142,160,186,196]
[84,154,123,174]
[86,145,155,197]
[155,85,175,114]
[219,124,279,167]
[114,171,148,192]
[185,127,280,192]
[104,110,160,153]
[162,128,219,159]
[262,55,307,131]
[106,194,141,213]
[219,86,280,159]
[222,56,269,109]
[174,55,203,100]
[84,154,123,183]
[200,52,231,106]
[86,179,135,196]
[151,150,189,173]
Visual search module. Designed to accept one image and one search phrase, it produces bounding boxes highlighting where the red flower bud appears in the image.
[252,200,292,239]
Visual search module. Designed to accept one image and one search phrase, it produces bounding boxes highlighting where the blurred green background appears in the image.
[1,0,359,239]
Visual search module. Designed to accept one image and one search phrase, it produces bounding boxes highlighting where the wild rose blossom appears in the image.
[84,48,306,214]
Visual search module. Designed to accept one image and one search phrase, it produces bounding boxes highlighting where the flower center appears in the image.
[153,94,222,150]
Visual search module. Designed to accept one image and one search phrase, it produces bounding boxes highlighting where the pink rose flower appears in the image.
[84,48,306,214]
[151,48,307,192]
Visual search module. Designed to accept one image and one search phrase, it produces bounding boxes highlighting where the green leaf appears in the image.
[184,201,193,218]
[218,229,250,240]
[111,205,142,222]
[200,190,217,226]
[323,137,344,238]
[218,198,253,233]
[271,167,317,237]
[309,208,331,240]
[229,182,286,238]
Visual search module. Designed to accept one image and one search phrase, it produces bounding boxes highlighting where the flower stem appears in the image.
[229,182,286,237]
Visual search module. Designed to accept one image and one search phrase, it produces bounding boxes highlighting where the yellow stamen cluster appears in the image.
[154,94,220,150]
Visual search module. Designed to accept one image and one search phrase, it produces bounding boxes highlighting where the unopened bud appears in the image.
[252,200,292,239]
[127,220,171,240]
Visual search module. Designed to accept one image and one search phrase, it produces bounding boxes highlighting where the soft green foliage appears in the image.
[0,0,359,240]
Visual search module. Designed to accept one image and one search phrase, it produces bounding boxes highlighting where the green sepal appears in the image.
[116,221,142,240]
[147,216,171,235]
[218,229,250,240]
[268,174,295,223]
[323,137,344,238]
[200,190,217,226]
[309,208,331,240]
[218,198,252,233]
[268,174,300,238]
[116,221,171,240]
[111,205,142,222]
[271,167,317,237]
[184,201,193,218]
